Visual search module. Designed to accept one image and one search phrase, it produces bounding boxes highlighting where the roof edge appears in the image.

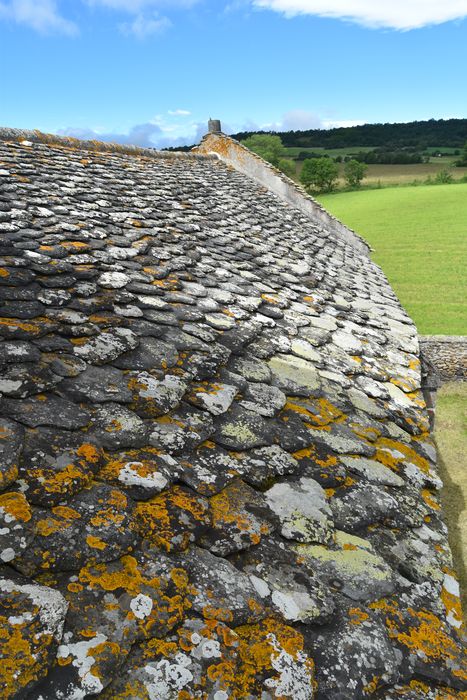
[0,127,215,160]
[195,131,371,256]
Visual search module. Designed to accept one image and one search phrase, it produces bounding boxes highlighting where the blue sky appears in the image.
[1,0,467,147]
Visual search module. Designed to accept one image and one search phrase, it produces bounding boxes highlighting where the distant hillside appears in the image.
[231,118,467,150]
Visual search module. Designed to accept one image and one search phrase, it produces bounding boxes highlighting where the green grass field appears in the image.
[435,383,467,616]
[317,184,467,335]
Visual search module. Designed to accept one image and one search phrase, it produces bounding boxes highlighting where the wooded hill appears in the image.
[231,118,467,150]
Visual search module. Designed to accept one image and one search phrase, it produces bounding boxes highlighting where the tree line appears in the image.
[233,118,467,150]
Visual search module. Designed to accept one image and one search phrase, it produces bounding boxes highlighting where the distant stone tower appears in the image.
[208,118,222,134]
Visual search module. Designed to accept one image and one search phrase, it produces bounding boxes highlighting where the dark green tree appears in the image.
[242,134,283,167]
[300,157,339,192]
[344,159,368,188]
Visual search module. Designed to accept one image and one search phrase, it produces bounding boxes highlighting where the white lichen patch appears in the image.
[0,577,68,638]
[97,271,130,289]
[118,463,168,491]
[264,633,314,699]
[130,594,154,620]
[192,384,238,416]
[143,654,193,699]
[57,634,107,697]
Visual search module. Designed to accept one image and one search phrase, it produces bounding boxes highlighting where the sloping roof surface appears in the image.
[0,130,465,700]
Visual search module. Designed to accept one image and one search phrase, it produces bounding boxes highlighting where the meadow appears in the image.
[317,184,467,335]
[293,158,467,186]
[283,145,467,187]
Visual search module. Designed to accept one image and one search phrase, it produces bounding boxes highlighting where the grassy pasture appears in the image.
[361,162,467,185]
[293,159,467,186]
[317,184,467,335]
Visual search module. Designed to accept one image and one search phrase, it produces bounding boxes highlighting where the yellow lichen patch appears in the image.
[210,481,269,544]
[285,397,345,428]
[362,676,381,694]
[370,598,466,673]
[234,618,316,697]
[373,437,431,475]
[261,294,280,305]
[0,618,47,697]
[0,492,32,522]
[76,443,102,464]
[90,640,123,680]
[29,462,92,498]
[0,318,40,333]
[202,605,234,623]
[393,680,467,699]
[89,489,128,528]
[36,509,80,537]
[0,267,10,277]
[105,420,123,433]
[60,241,89,249]
[135,486,209,551]
[149,276,180,291]
[348,607,370,625]
[86,535,108,550]
[350,423,381,442]
[78,556,192,638]
[293,444,338,469]
[421,489,441,511]
[52,505,81,520]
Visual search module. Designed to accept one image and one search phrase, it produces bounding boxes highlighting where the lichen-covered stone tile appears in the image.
[0,129,463,699]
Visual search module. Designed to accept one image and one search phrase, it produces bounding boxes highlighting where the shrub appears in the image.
[300,157,339,192]
[344,159,368,189]
[435,169,453,184]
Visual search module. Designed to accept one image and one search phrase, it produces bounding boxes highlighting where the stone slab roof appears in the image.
[0,128,465,700]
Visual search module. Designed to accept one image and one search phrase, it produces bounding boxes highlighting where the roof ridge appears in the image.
[0,126,215,160]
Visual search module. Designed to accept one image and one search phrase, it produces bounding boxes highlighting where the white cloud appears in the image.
[120,12,171,37]
[281,109,323,130]
[323,119,366,129]
[58,119,209,149]
[0,0,78,34]
[252,0,467,30]
[168,109,192,116]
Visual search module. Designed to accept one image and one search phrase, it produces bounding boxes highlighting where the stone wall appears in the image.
[419,335,467,382]
[195,131,371,256]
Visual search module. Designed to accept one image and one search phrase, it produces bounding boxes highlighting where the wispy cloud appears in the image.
[168,109,192,116]
[237,111,365,132]
[0,0,78,35]
[119,12,171,38]
[86,0,200,38]
[252,0,467,30]
[58,119,209,149]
